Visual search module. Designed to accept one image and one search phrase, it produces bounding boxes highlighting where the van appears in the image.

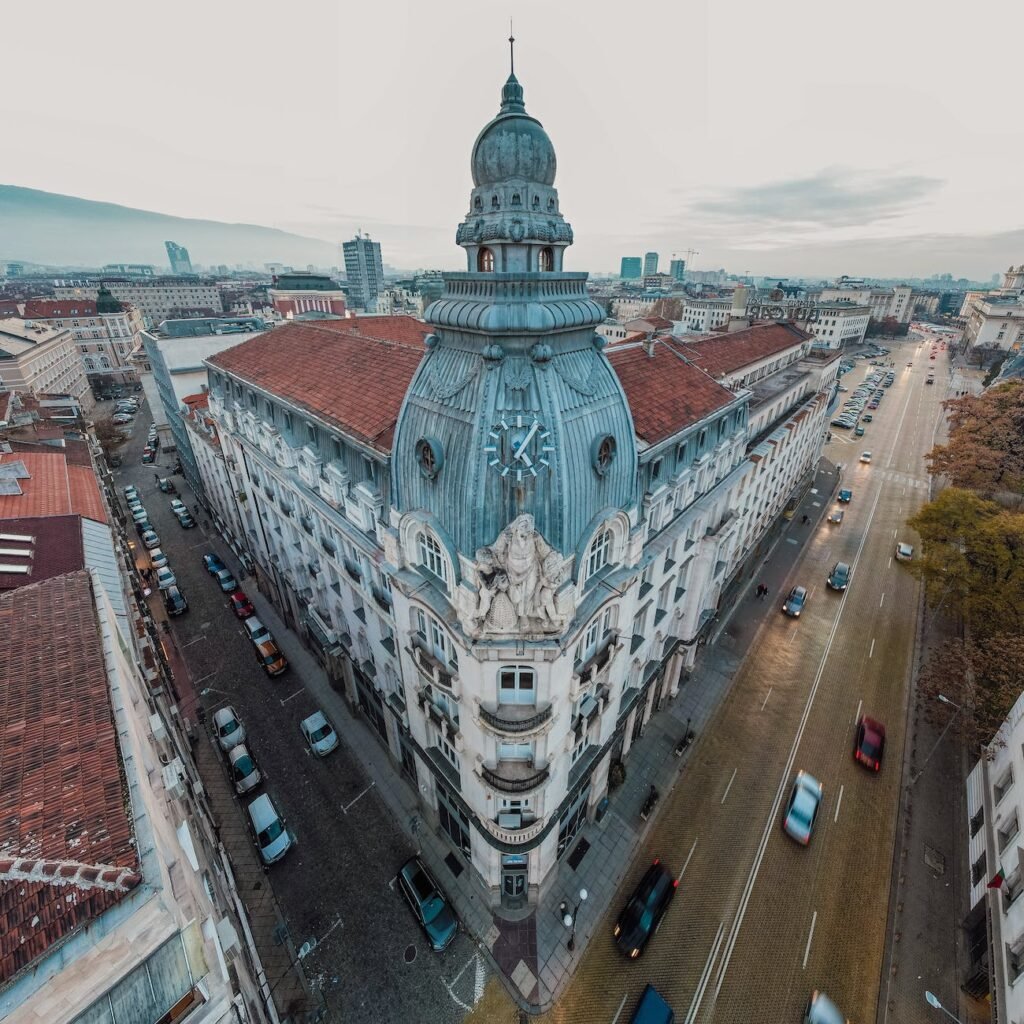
[247,793,292,865]
[243,616,271,644]
[630,984,674,1024]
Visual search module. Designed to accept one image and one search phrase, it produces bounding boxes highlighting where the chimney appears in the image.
[642,333,657,357]
[727,285,751,332]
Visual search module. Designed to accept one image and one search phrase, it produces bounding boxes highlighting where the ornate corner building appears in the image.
[200,68,840,911]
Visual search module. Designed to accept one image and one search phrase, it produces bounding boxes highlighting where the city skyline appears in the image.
[1,0,1021,279]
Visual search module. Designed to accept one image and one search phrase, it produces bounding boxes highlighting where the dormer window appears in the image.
[491,195,500,210]
[539,247,554,272]
[418,530,449,586]
[586,529,613,579]
[511,192,521,206]
[478,248,494,272]
[532,195,540,210]
[547,198,556,211]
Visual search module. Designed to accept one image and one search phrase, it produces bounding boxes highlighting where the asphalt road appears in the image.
[466,335,953,1024]
[109,402,479,1024]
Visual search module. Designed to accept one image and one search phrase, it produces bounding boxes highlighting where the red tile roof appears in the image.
[0,452,106,524]
[683,322,811,378]
[608,340,737,445]
[0,301,20,318]
[0,515,85,592]
[0,572,140,984]
[6,437,95,468]
[208,316,429,452]
[22,298,99,319]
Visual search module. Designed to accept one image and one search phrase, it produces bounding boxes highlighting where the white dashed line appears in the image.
[869,638,876,659]
[721,768,738,805]
[611,993,629,1024]
[802,911,818,969]
[834,785,844,823]
[854,699,863,724]
[761,687,773,711]
[879,593,885,608]
[677,838,698,884]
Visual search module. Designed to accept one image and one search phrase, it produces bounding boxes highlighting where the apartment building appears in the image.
[962,266,1024,359]
[0,318,90,409]
[680,294,733,333]
[805,302,871,349]
[55,279,224,328]
[816,282,914,324]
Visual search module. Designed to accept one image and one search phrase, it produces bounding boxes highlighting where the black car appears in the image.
[163,585,188,616]
[176,512,197,529]
[613,858,677,958]
[827,561,851,591]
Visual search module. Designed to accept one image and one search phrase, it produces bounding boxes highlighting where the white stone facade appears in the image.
[0,318,91,407]
[680,295,732,333]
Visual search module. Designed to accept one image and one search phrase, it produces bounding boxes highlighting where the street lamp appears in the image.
[925,990,964,1023]
[911,694,962,786]
[558,888,588,952]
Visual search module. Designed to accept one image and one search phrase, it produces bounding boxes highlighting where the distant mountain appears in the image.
[0,185,339,269]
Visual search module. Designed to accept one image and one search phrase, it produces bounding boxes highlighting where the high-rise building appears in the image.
[643,251,659,276]
[164,241,193,275]
[669,258,686,282]
[620,256,642,279]
[343,233,384,310]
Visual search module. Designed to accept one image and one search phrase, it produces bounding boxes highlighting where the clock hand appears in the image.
[513,421,540,459]
[518,450,533,469]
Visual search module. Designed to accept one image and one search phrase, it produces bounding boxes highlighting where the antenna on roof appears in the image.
[508,20,515,75]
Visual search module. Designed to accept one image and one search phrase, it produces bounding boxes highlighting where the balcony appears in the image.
[480,762,550,794]
[574,632,621,687]
[410,642,460,696]
[322,537,336,557]
[371,582,393,614]
[480,814,546,845]
[343,557,362,583]
[478,702,553,736]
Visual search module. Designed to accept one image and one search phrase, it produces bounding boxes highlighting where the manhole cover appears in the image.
[404,944,417,964]
[924,845,946,875]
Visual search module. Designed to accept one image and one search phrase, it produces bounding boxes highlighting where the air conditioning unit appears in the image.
[162,758,186,800]
[149,712,168,743]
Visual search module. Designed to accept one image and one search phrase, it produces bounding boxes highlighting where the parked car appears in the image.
[176,511,197,529]
[214,568,238,593]
[861,414,873,422]
[149,547,169,569]
[827,562,851,591]
[854,715,886,772]
[896,542,914,562]
[244,616,271,644]
[112,413,133,425]
[782,585,808,618]
[613,858,678,958]
[203,553,226,575]
[170,498,187,515]
[229,590,255,618]
[158,477,176,493]
[213,706,246,751]
[254,638,288,676]
[301,711,338,756]
[926,376,934,384]
[247,793,293,865]
[783,771,823,845]
[123,485,139,500]
[155,565,177,590]
[854,426,865,437]
[141,529,160,549]
[397,856,458,951]
[163,585,188,616]
[131,506,148,523]
[838,488,853,503]
[141,451,154,464]
[227,744,262,794]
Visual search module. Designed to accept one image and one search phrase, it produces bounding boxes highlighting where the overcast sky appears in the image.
[4,0,1023,278]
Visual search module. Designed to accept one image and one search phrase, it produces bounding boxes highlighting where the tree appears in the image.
[925,380,1024,496]
[917,634,1024,752]
[92,416,128,461]
[649,297,684,321]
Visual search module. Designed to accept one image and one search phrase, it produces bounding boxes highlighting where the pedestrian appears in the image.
[801,514,809,524]
[153,472,159,482]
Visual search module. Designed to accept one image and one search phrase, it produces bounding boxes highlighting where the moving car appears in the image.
[782,585,807,617]
[860,451,872,463]
[838,489,853,503]
[854,715,886,772]
[861,414,873,422]
[214,568,238,593]
[630,985,675,1024]
[301,710,338,756]
[155,565,177,590]
[149,548,169,569]
[229,590,255,618]
[398,856,458,951]
[254,638,288,676]
[804,990,846,1024]
[213,706,246,751]
[896,541,914,561]
[163,585,188,616]
[203,553,226,575]
[141,529,160,549]
[827,562,851,591]
[827,509,844,525]
[227,744,262,794]
[783,771,823,845]
[613,858,677,958]
[247,793,293,865]
[926,376,934,384]
[158,477,176,493]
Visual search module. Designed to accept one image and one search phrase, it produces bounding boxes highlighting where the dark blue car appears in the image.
[398,856,457,951]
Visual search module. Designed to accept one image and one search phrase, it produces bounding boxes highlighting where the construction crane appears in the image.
[672,249,700,272]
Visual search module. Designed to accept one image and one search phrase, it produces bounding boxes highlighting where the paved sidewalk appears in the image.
[205,459,841,1014]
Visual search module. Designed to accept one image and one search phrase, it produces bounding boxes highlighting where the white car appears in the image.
[142,529,160,549]
[896,542,914,562]
[156,565,177,590]
[300,711,339,757]
[170,498,187,515]
[112,413,133,424]
[860,451,872,463]
[228,744,262,794]
[149,548,169,569]
[123,485,139,500]
[213,706,246,751]
[131,506,148,523]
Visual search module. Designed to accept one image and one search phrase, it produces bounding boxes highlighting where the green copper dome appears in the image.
[471,74,556,188]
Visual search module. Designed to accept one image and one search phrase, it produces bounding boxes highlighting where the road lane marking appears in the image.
[677,839,698,884]
[787,628,799,645]
[610,993,629,1024]
[341,781,376,814]
[280,687,305,705]
[880,593,885,608]
[181,635,207,648]
[713,477,887,1000]
[761,687,772,710]
[854,699,862,724]
[721,769,738,805]
[834,785,844,823]
[893,528,898,538]
[888,556,893,569]
[802,911,818,969]
[685,922,725,1024]
[870,638,876,658]
[808,585,816,600]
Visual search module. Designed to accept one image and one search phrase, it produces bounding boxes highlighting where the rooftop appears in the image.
[0,318,66,355]
[0,571,141,985]
[683,322,812,378]
[0,452,106,525]
[22,299,98,320]
[0,515,85,592]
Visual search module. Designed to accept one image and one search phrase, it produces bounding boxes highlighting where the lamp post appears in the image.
[559,888,588,951]
[911,694,962,786]
[924,990,964,1023]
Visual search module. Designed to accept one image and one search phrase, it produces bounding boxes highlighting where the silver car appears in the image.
[301,710,339,757]
[228,744,262,794]
[804,990,846,1023]
[213,706,246,751]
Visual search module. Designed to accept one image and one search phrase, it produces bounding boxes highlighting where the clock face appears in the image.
[483,414,555,481]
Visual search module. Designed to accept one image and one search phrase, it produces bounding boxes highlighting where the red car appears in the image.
[854,715,886,772]
[229,590,255,619]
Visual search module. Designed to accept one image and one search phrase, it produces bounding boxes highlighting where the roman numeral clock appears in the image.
[483,415,555,481]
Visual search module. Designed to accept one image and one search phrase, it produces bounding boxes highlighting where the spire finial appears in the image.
[508,21,515,75]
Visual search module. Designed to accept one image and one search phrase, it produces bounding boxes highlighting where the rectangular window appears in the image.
[284,412,293,433]
[676,441,687,466]
[499,666,536,705]
[498,740,533,761]
[999,814,1020,853]
[307,422,317,445]
[995,767,1014,804]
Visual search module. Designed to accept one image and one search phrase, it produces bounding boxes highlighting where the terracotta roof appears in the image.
[0,301,20,318]
[208,316,429,452]
[684,322,812,378]
[22,298,99,319]
[6,437,94,468]
[0,452,106,524]
[0,572,140,985]
[608,340,737,445]
[0,515,85,592]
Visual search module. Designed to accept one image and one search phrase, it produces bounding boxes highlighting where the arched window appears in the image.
[414,607,459,671]
[418,530,448,584]
[491,194,500,210]
[499,666,536,706]
[532,195,540,210]
[586,529,613,579]
[538,247,554,272]
[511,192,521,206]
[547,197,556,211]
[477,248,494,272]
[474,196,482,211]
